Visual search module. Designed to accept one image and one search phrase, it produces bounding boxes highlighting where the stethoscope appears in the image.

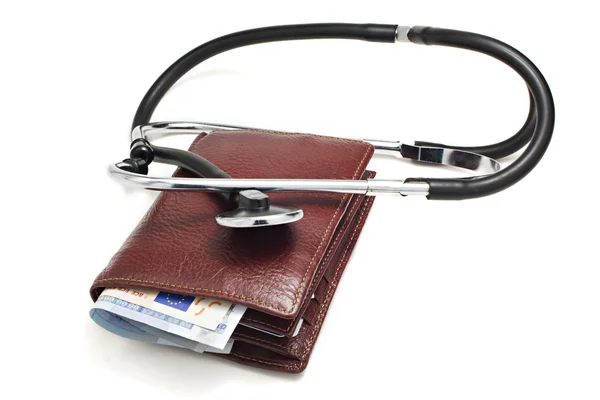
[110,24,554,228]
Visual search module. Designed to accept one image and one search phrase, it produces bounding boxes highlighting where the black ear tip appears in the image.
[116,158,149,175]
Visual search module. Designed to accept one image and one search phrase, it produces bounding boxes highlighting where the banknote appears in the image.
[92,292,246,350]
[90,307,234,354]
[125,317,234,354]
[101,287,232,331]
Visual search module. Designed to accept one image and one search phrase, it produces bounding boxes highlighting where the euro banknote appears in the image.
[101,287,233,331]
[91,289,246,350]
[90,307,233,354]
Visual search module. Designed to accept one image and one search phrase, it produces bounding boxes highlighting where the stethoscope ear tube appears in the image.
[120,23,553,201]
[406,27,554,199]
[113,122,500,200]
[414,91,537,160]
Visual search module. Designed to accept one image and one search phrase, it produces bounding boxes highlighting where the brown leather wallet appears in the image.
[90,129,376,373]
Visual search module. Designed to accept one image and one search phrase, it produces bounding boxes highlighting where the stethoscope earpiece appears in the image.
[115,158,149,175]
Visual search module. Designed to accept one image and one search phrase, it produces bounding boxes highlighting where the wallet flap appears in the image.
[91,130,373,319]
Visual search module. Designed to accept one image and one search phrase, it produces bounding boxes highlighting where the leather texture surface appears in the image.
[222,183,375,372]
[90,129,376,372]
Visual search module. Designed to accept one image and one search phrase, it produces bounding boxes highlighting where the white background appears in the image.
[2,1,599,399]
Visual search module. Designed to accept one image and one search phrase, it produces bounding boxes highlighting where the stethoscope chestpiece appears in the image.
[215,190,303,228]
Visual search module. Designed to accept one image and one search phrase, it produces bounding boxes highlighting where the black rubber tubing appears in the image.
[152,145,234,205]
[132,23,536,161]
[407,26,554,199]
[130,23,554,200]
[414,91,536,159]
[132,24,397,129]
[130,24,397,188]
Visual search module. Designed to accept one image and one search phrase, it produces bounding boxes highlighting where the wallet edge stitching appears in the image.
[225,197,372,371]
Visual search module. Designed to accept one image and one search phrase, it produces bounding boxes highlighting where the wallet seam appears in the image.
[298,197,372,368]
[234,333,292,351]
[224,353,299,370]
[225,198,372,370]
[292,184,366,325]
[242,184,366,334]
[267,139,370,314]
[94,141,372,316]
